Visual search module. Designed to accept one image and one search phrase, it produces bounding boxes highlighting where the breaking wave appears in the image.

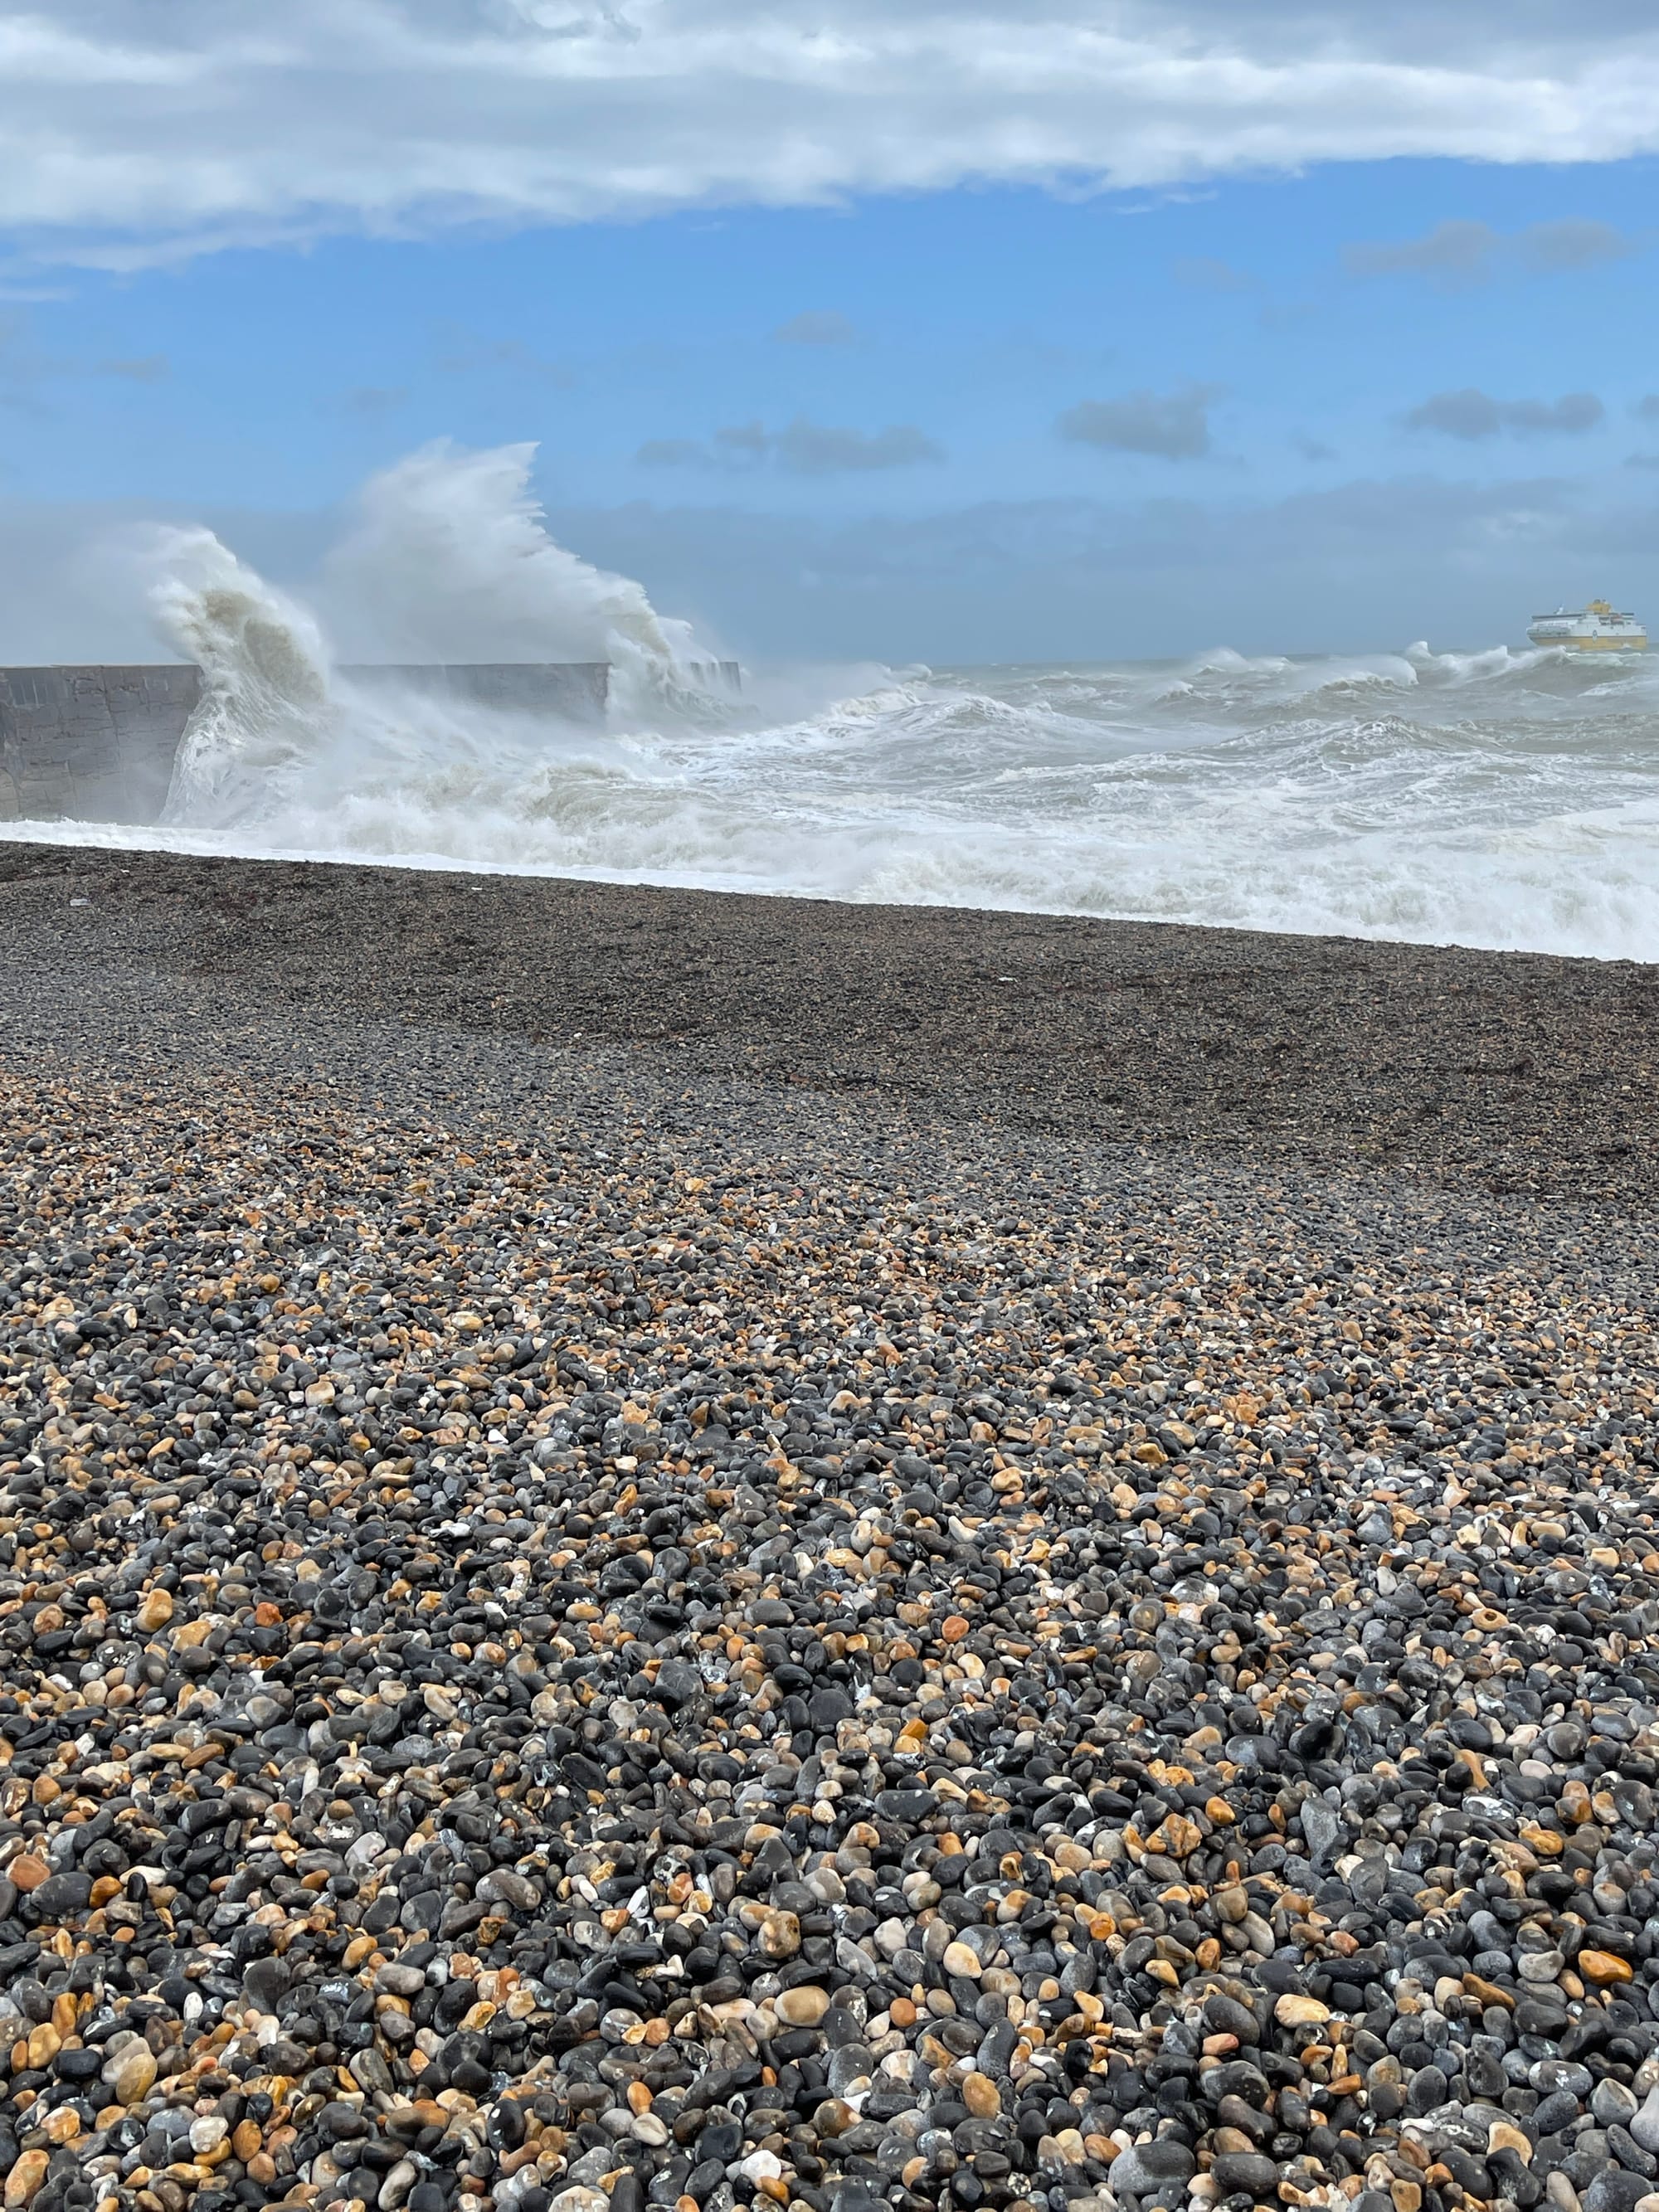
[150,526,333,824]
[148,440,733,826]
[12,443,1659,962]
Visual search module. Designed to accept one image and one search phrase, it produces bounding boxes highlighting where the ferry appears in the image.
[1526,599,1648,653]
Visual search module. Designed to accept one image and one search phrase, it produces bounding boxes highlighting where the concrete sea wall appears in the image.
[0,665,203,825]
[0,661,615,824]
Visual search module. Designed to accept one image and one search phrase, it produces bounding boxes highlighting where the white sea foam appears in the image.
[321,441,718,721]
[12,445,1659,964]
[149,526,334,824]
[145,441,737,835]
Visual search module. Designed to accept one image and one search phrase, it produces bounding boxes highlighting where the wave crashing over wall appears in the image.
[148,440,727,828]
[9,442,1659,963]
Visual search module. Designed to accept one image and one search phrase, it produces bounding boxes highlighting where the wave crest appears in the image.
[17,473,1659,965]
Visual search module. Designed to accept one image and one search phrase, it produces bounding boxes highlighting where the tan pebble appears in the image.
[961,2073,1001,2117]
[231,2122,263,2161]
[1151,1814,1203,1859]
[941,1941,981,1979]
[1211,2128,1258,2155]
[7,1856,49,1893]
[137,1589,173,1632]
[1483,2120,1531,2164]
[105,2042,159,2103]
[1274,1994,1331,2028]
[3,2151,49,2208]
[760,1910,800,1960]
[26,2025,61,2069]
[1578,1949,1633,1986]
[776,1986,830,2028]
[1462,1974,1513,2010]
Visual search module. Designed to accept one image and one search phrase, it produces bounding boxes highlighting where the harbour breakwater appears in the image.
[0,660,629,822]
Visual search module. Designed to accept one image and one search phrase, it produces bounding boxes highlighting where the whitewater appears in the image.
[7,440,1659,964]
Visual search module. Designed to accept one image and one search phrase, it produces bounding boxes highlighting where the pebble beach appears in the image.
[1,844,1658,2212]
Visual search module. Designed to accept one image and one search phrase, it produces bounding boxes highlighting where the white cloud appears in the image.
[7,2,1659,265]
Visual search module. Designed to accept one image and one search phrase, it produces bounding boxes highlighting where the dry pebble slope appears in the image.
[5,841,1659,1211]
[0,1076,1657,2212]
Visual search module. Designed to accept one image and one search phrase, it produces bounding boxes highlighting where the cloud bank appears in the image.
[9,2,1659,265]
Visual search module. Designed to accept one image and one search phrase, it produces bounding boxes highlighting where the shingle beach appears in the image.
[1,844,1658,2212]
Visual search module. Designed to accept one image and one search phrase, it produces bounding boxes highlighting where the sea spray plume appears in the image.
[321,440,712,713]
[149,525,333,824]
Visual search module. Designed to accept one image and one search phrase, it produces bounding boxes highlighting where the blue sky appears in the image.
[4,1,1659,659]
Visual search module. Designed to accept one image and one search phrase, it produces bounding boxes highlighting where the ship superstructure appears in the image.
[1527,600,1648,653]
